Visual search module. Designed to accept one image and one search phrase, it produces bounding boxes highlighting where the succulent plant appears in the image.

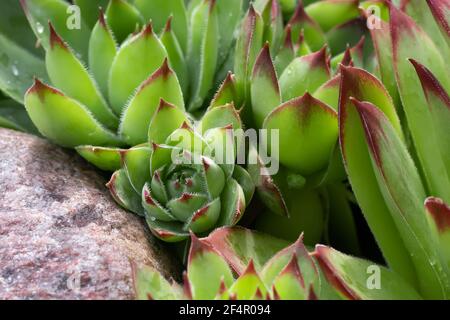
[106,99,255,242]
[231,0,367,247]
[0,0,449,301]
[133,227,422,300]
[15,0,249,150]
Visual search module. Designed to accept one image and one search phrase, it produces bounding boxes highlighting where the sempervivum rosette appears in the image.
[107,100,255,242]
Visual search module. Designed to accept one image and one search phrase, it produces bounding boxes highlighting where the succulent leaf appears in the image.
[352,98,450,299]
[263,93,338,176]
[148,99,189,145]
[425,197,450,266]
[305,0,360,32]
[390,3,450,202]
[234,4,264,101]
[108,23,167,115]
[187,0,219,111]
[410,60,450,186]
[46,23,118,130]
[314,245,422,300]
[205,226,289,274]
[133,263,183,300]
[251,44,281,128]
[160,17,189,97]
[187,233,235,300]
[122,145,152,193]
[339,66,416,284]
[287,2,326,51]
[24,78,121,147]
[119,59,185,146]
[279,47,330,101]
[106,169,144,216]
[76,145,124,172]
[88,9,117,99]
[105,0,144,44]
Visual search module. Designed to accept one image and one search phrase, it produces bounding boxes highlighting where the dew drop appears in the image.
[36,22,44,34]
[11,65,19,77]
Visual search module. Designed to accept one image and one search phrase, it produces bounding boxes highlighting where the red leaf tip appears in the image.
[425,197,450,232]
[48,22,67,49]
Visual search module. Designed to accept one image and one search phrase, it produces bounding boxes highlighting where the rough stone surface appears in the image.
[0,129,180,300]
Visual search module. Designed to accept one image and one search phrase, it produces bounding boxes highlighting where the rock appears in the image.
[0,129,180,300]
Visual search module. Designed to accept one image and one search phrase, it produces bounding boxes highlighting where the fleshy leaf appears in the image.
[24,79,121,148]
[314,245,422,300]
[232,166,255,206]
[205,226,289,274]
[187,0,219,111]
[251,44,281,128]
[274,25,295,75]
[199,103,242,134]
[402,0,449,58]
[142,183,177,222]
[426,0,450,47]
[209,72,240,109]
[134,0,188,52]
[272,255,306,300]
[88,9,117,99]
[260,0,284,53]
[122,145,152,194]
[132,263,183,300]
[160,17,188,96]
[365,12,401,109]
[261,234,317,293]
[234,4,264,101]
[352,99,450,299]
[305,0,360,32]
[148,99,189,145]
[187,233,235,300]
[106,169,144,216]
[263,93,338,176]
[108,23,167,115]
[325,18,366,57]
[313,74,340,110]
[410,60,450,183]
[227,261,268,300]
[390,3,450,202]
[46,23,118,130]
[247,143,289,217]
[287,2,326,51]
[185,198,222,233]
[105,0,143,44]
[217,179,246,227]
[76,145,124,171]
[425,197,450,265]
[279,47,331,102]
[120,59,184,146]
[338,65,416,284]
[146,218,189,243]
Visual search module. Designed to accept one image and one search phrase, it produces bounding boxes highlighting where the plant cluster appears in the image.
[0,0,449,300]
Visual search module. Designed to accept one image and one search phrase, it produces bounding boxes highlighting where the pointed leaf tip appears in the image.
[164,15,173,33]
[425,197,450,233]
[188,231,216,262]
[314,245,359,300]
[48,22,66,49]
[409,59,450,109]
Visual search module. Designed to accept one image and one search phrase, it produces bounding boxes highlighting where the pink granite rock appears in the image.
[0,128,180,300]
